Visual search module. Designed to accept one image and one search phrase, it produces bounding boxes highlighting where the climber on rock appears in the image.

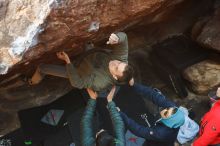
[29,32,134,97]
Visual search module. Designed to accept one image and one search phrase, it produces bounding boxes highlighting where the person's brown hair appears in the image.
[117,64,134,84]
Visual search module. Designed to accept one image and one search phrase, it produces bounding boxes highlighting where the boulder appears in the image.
[183,59,220,94]
[0,0,215,135]
[0,0,187,76]
[192,1,220,51]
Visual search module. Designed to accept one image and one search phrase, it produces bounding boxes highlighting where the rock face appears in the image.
[0,0,56,74]
[0,0,185,76]
[0,0,192,105]
[0,0,190,135]
[0,0,216,135]
[192,0,220,51]
[183,59,220,94]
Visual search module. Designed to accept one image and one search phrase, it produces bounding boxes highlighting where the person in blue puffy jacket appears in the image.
[120,83,185,146]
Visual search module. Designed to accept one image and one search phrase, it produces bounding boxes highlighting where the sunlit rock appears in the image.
[183,60,220,94]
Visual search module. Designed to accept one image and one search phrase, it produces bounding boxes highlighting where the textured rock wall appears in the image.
[0,0,189,135]
[0,0,56,74]
[192,0,220,51]
[183,59,220,94]
[0,0,217,135]
[183,0,220,93]
[0,0,185,78]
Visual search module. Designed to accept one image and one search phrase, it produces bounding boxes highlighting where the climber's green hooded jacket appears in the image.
[66,32,128,92]
[80,99,125,146]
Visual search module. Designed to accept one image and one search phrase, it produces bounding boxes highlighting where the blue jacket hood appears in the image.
[160,108,185,128]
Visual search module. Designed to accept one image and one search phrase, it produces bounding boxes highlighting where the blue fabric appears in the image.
[80,99,96,146]
[177,107,199,144]
[81,99,125,146]
[107,101,125,146]
[120,112,178,146]
[125,130,145,146]
[133,83,176,108]
[177,116,199,144]
[119,83,181,146]
[160,108,185,128]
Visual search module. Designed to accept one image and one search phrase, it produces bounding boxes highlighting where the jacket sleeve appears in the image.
[120,112,177,141]
[107,101,125,146]
[193,121,220,146]
[66,63,95,89]
[111,32,128,62]
[80,99,96,146]
[133,83,176,108]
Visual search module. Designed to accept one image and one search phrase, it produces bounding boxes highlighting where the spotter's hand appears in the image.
[87,88,98,100]
[107,86,116,102]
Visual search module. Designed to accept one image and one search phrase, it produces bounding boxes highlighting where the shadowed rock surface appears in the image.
[183,59,220,94]
[0,0,186,76]
[193,0,220,51]
[0,0,220,142]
